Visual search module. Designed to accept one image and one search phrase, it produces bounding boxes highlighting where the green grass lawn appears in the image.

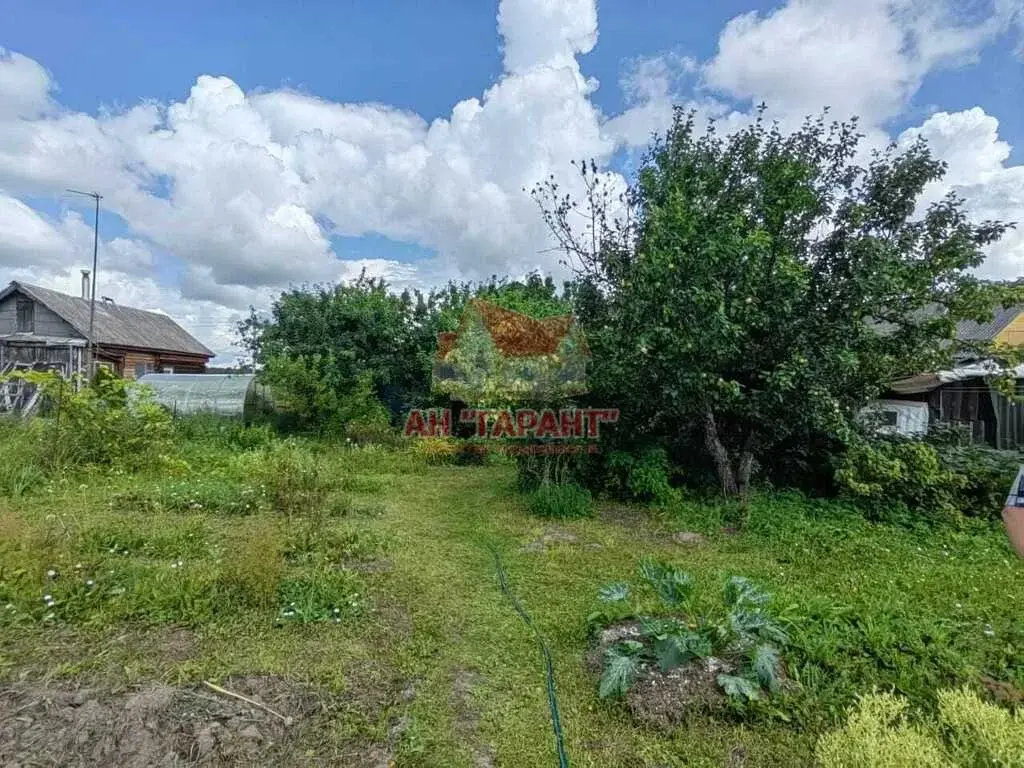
[1,441,1022,766]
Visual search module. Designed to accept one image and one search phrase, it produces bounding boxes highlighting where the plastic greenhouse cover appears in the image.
[137,373,256,416]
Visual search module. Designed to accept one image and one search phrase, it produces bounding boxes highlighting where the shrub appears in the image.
[412,437,460,465]
[4,369,175,473]
[836,438,1022,522]
[835,439,964,523]
[338,374,396,443]
[816,690,952,767]
[939,686,1024,766]
[934,444,1020,518]
[605,448,675,503]
[528,482,593,519]
[515,449,581,491]
[593,564,788,706]
[454,438,492,465]
[816,687,1024,768]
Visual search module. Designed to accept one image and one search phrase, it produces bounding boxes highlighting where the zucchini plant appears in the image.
[592,559,789,704]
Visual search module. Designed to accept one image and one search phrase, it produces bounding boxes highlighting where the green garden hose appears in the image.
[488,545,570,768]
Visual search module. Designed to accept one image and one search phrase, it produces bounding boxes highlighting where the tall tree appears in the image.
[536,107,1020,497]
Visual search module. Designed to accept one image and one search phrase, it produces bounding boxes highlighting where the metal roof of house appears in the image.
[0,281,214,357]
[870,304,1023,344]
[438,299,587,359]
[955,305,1023,342]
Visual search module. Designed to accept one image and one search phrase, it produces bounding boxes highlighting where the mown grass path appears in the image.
[360,465,817,767]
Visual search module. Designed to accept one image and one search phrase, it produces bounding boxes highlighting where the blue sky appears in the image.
[1,0,1022,358]
[5,1,765,117]
[7,0,1021,148]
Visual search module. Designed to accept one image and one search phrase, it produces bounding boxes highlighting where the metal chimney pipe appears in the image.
[81,270,90,300]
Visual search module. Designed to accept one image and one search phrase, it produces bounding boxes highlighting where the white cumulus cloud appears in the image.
[899,107,1024,281]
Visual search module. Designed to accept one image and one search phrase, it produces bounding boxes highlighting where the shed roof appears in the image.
[0,281,213,357]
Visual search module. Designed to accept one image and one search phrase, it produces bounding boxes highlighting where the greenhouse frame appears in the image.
[137,373,270,420]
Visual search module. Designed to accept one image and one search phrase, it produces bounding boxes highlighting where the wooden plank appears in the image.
[951,389,964,422]
[122,350,157,380]
[966,390,979,424]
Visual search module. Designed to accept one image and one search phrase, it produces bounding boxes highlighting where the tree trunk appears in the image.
[737,449,755,501]
[703,407,739,496]
[703,406,758,500]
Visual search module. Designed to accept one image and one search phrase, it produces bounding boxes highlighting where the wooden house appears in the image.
[0,279,213,380]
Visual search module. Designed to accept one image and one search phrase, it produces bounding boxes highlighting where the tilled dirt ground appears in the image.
[0,675,393,767]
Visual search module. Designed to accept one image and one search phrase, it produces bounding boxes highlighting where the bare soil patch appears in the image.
[449,669,495,768]
[0,674,394,767]
[520,527,602,553]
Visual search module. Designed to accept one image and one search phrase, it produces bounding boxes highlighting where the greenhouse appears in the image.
[137,373,270,419]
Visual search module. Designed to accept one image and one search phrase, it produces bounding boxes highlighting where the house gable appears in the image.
[0,289,80,339]
[432,299,590,401]
[995,310,1024,347]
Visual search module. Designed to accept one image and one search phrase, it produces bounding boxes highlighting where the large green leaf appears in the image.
[751,644,782,693]
[638,616,687,639]
[724,576,769,609]
[639,559,694,607]
[717,673,760,702]
[599,643,643,699]
[597,582,630,603]
[728,608,790,648]
[654,631,714,671]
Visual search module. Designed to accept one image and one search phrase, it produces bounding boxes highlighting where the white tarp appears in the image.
[890,362,1024,394]
[860,399,930,437]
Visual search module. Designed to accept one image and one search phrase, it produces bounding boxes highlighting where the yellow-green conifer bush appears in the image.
[817,688,1024,768]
